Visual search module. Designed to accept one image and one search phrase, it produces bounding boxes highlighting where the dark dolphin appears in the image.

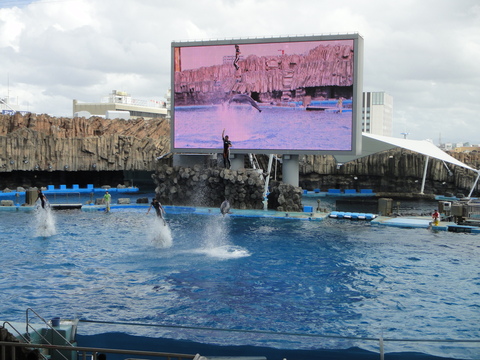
[228,94,262,112]
[220,199,231,217]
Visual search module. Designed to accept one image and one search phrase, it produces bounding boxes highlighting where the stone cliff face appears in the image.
[151,165,304,211]
[152,164,266,209]
[0,113,170,173]
[1,111,478,198]
[298,149,480,196]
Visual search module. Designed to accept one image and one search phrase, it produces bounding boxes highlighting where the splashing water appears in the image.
[148,217,173,248]
[198,215,250,259]
[34,205,56,237]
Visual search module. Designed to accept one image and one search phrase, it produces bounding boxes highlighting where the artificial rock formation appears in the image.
[2,111,479,198]
[267,182,304,212]
[152,164,304,211]
[0,113,170,173]
[298,148,480,196]
[152,164,266,209]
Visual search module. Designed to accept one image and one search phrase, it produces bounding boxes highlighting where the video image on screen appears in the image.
[173,37,358,153]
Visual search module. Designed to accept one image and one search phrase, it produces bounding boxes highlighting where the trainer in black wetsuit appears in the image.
[222,129,232,169]
[147,198,166,225]
[37,189,47,209]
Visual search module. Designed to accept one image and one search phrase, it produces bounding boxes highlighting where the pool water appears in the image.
[1,205,479,359]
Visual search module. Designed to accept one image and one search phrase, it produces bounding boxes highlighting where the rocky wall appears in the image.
[0,113,170,172]
[152,164,303,211]
[298,149,480,196]
[267,181,304,212]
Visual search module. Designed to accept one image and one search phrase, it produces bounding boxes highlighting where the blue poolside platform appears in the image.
[329,211,377,220]
[303,188,376,197]
[2,199,480,233]
[370,216,480,233]
[371,216,435,229]
[0,184,139,198]
[81,203,329,221]
[43,184,139,194]
[0,200,329,220]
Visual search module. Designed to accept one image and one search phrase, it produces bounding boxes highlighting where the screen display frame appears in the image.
[171,34,363,156]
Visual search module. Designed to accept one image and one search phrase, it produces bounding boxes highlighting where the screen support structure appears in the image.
[230,154,244,171]
[282,155,299,187]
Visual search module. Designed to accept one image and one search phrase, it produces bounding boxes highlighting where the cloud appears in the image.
[0,0,479,144]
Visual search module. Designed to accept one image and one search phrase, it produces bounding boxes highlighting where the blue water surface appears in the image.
[1,205,479,359]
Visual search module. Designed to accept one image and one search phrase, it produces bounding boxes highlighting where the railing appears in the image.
[25,308,75,360]
[1,322,30,344]
[2,310,200,360]
[78,319,480,360]
[0,341,200,360]
[3,311,479,360]
[2,320,51,360]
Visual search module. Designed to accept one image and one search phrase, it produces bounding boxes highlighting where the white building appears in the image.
[73,90,168,120]
[362,91,393,136]
[0,97,29,115]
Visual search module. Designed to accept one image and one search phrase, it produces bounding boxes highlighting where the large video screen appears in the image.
[171,34,363,155]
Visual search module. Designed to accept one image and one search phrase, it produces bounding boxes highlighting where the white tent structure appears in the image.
[333,133,480,197]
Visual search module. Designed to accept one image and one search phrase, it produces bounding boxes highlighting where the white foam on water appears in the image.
[148,217,173,248]
[197,215,250,259]
[198,244,251,259]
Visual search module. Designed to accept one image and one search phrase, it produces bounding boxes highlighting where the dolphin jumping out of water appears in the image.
[228,94,262,112]
[220,199,231,217]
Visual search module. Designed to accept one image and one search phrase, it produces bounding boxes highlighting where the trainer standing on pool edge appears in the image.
[222,128,232,169]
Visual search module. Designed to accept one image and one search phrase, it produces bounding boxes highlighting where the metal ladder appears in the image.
[2,308,77,360]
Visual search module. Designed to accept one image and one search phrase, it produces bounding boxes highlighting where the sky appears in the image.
[0,0,479,144]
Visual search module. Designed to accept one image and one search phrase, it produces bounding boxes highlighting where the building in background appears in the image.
[73,90,168,120]
[0,97,30,115]
[362,91,393,136]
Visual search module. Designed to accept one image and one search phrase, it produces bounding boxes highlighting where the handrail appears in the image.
[26,309,73,344]
[1,322,30,344]
[25,308,75,360]
[1,323,49,360]
[0,341,199,360]
[78,319,480,344]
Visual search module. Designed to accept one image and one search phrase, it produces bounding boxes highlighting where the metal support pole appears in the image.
[282,155,299,187]
[379,335,384,360]
[468,170,480,198]
[263,154,274,210]
[420,155,429,194]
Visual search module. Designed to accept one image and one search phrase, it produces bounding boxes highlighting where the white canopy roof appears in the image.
[334,133,477,172]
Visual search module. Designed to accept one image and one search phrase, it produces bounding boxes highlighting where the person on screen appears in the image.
[337,97,343,114]
[222,128,232,169]
[234,44,240,70]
